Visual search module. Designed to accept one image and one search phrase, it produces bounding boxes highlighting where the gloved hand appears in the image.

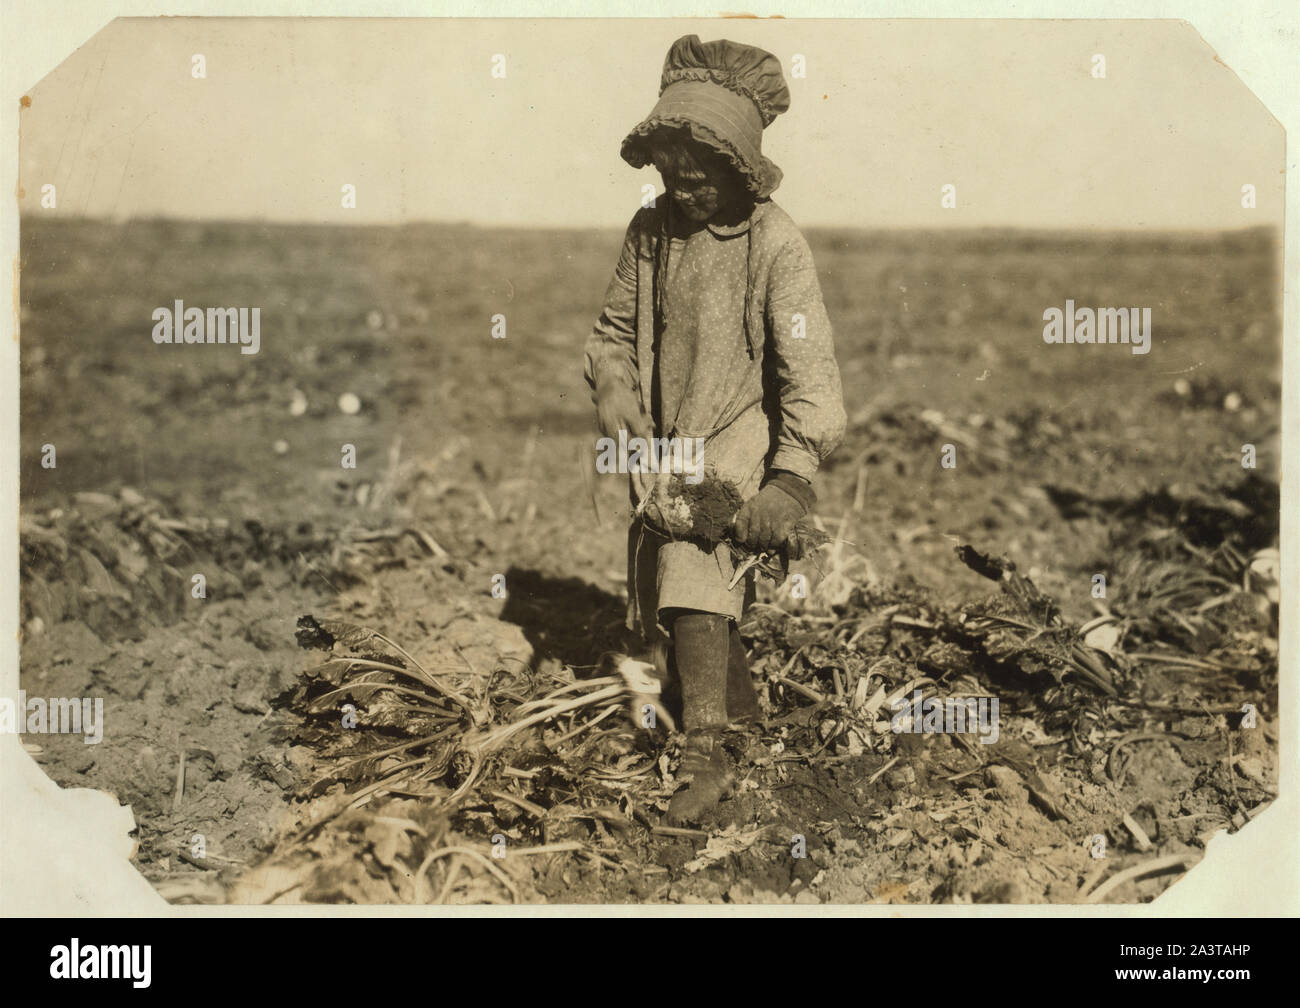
[595,380,651,441]
[732,472,815,554]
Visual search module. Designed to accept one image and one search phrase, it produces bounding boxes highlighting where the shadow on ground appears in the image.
[499,567,630,670]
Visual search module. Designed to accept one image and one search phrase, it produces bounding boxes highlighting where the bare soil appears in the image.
[19,218,1280,905]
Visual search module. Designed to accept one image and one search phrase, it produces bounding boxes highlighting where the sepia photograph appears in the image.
[5,13,1288,913]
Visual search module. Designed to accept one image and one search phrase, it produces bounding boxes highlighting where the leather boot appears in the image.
[725,623,763,724]
[666,729,734,826]
[670,610,729,731]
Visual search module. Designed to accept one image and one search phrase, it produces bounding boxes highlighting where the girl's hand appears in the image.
[732,483,806,554]
[596,383,651,441]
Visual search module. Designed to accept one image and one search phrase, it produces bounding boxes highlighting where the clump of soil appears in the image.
[640,470,831,566]
[642,470,745,543]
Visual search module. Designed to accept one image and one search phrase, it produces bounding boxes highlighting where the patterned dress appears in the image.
[584,198,846,641]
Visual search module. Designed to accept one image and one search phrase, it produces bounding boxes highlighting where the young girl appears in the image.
[584,35,847,824]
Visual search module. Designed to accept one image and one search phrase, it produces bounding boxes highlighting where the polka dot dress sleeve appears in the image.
[763,226,848,480]
[583,209,647,399]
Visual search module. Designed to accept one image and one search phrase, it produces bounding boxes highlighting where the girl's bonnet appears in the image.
[620,35,791,199]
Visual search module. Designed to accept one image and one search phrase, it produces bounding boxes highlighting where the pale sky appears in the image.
[18,17,1284,229]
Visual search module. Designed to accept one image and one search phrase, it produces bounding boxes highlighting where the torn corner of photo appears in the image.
[1,736,164,911]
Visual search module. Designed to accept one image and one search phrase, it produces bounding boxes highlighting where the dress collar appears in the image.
[706,199,766,237]
[706,218,752,237]
[663,201,761,240]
